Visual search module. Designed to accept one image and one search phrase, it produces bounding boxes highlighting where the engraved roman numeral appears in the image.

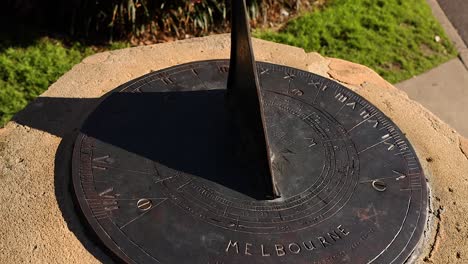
[158,73,174,85]
[392,170,407,181]
[283,72,295,81]
[346,102,356,109]
[305,137,317,148]
[360,110,371,119]
[260,68,270,75]
[335,93,348,103]
[368,119,379,128]
[308,80,328,91]
[131,87,142,93]
[99,187,115,198]
[92,155,113,170]
[384,142,395,151]
[99,187,119,211]
[218,65,229,73]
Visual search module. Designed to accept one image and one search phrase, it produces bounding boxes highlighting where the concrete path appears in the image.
[396,0,468,138]
[437,0,468,47]
[397,59,468,137]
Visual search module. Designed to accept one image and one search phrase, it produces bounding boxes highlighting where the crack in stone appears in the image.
[459,138,468,160]
[424,206,443,262]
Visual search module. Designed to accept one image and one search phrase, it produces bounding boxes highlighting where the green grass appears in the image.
[0,0,458,127]
[255,0,457,83]
[0,39,96,126]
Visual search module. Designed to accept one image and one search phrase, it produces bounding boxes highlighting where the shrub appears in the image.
[4,0,316,41]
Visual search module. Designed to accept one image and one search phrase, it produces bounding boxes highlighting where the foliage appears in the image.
[256,0,457,83]
[4,0,315,41]
[0,39,94,126]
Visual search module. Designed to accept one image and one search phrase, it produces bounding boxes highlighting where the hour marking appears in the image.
[92,165,107,170]
[98,187,119,212]
[191,68,199,76]
[346,102,356,109]
[349,112,378,132]
[99,187,116,198]
[358,136,393,154]
[284,73,295,81]
[93,155,112,164]
[335,93,348,103]
[392,170,407,181]
[384,142,395,150]
[218,65,229,73]
[131,87,142,93]
[309,80,328,91]
[154,176,174,184]
[177,179,193,191]
[158,73,174,85]
[360,110,371,119]
[305,137,317,148]
[260,68,269,75]
[312,81,329,103]
[308,80,319,87]
[368,120,379,128]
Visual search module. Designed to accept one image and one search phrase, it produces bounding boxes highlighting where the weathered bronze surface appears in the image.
[72,0,428,263]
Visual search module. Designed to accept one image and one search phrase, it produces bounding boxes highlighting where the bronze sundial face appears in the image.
[72,1,427,263]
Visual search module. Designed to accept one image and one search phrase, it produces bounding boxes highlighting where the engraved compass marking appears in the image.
[348,113,378,132]
[358,134,394,154]
[367,197,412,264]
[289,89,304,96]
[120,198,169,229]
[355,204,386,228]
[260,68,270,75]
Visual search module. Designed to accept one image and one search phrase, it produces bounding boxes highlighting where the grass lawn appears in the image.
[256,0,457,83]
[0,0,458,127]
[0,39,95,126]
[0,38,129,127]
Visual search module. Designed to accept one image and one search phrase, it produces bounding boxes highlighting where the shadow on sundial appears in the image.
[81,90,274,200]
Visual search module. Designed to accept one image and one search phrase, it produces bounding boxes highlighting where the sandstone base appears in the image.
[1,34,467,263]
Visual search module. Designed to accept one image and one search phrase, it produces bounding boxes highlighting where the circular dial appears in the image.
[73,60,427,264]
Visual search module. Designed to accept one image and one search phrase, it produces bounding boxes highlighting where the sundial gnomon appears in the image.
[72,1,428,263]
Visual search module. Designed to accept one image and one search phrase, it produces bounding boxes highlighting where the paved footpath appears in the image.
[397,59,468,137]
[437,0,468,46]
[396,0,468,138]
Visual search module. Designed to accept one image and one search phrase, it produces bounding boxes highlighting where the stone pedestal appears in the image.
[1,34,467,263]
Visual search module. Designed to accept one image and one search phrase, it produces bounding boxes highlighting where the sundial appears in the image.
[72,1,428,263]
